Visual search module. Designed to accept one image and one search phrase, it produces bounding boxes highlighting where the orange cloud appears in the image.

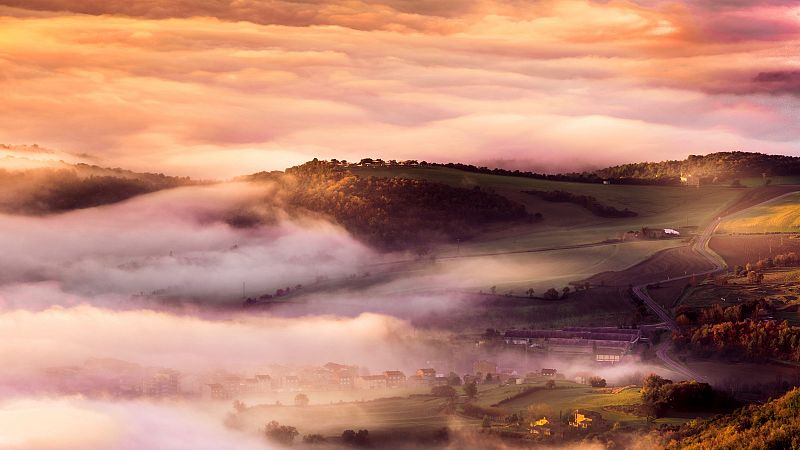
[0,1,798,176]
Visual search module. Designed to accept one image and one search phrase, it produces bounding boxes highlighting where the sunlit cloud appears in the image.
[0,1,797,176]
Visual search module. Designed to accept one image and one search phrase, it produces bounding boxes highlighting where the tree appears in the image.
[490,285,497,295]
[562,286,571,298]
[431,385,457,398]
[232,399,248,413]
[265,421,299,446]
[447,372,462,386]
[526,288,535,298]
[464,381,478,399]
[342,429,370,447]
[589,376,607,388]
[481,416,492,428]
[303,434,326,444]
[294,393,309,407]
[543,288,560,300]
[545,380,556,389]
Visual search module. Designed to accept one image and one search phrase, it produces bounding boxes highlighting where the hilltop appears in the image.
[237,159,531,251]
[590,151,800,185]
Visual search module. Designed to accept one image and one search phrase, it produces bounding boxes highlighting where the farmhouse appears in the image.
[570,410,603,429]
[530,417,552,436]
[641,227,681,239]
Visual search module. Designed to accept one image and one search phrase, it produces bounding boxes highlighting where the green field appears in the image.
[235,381,686,438]
[235,395,478,436]
[737,176,800,187]
[718,192,800,234]
[475,381,686,427]
[354,166,744,252]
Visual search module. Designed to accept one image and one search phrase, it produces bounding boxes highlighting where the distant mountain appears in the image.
[590,151,800,184]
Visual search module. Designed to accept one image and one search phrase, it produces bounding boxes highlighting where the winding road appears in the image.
[634,190,800,382]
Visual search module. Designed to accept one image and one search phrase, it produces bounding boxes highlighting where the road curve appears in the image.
[634,189,800,382]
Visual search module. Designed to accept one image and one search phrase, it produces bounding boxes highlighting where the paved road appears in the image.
[633,190,800,381]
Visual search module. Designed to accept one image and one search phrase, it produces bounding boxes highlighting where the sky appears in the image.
[0,0,799,178]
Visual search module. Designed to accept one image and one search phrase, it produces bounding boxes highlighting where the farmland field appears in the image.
[354,166,745,251]
[234,395,478,436]
[474,381,686,427]
[717,192,800,234]
[709,234,800,267]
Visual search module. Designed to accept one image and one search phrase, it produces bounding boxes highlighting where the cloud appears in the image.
[0,183,374,301]
[0,398,271,450]
[0,305,425,382]
[0,1,798,175]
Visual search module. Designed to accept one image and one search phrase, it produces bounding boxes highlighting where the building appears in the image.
[504,327,640,364]
[383,371,407,388]
[641,227,680,239]
[473,360,497,376]
[530,417,552,436]
[204,383,229,400]
[416,368,436,384]
[680,174,701,187]
[570,410,603,429]
[541,368,557,377]
[143,369,180,397]
[357,375,387,390]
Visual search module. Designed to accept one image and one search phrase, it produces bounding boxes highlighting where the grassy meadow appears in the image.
[718,192,800,234]
[354,166,744,252]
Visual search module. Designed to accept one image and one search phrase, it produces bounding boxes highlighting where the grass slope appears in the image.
[718,192,800,234]
[354,166,743,251]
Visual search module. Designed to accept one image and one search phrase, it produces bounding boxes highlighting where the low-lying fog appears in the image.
[0,182,674,449]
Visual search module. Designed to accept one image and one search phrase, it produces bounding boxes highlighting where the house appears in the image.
[416,368,436,384]
[473,360,497,376]
[680,174,700,187]
[530,417,552,436]
[570,410,603,429]
[357,375,387,390]
[283,375,300,391]
[541,368,557,377]
[204,383,229,400]
[143,369,180,397]
[641,227,680,240]
[432,375,448,386]
[332,372,355,389]
[383,371,407,388]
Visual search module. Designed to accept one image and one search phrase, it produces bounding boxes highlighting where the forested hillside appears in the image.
[592,152,800,184]
[238,159,530,250]
[661,388,800,449]
[0,165,192,215]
